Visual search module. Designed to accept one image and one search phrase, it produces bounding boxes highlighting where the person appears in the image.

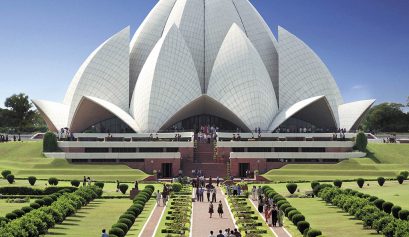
[134,180,139,190]
[216,230,224,237]
[209,176,213,186]
[278,208,285,227]
[216,176,220,186]
[83,176,87,187]
[211,188,217,203]
[258,196,264,213]
[116,180,120,192]
[101,229,109,237]
[264,204,270,224]
[199,186,204,202]
[87,177,91,186]
[271,206,278,227]
[230,230,237,237]
[209,202,214,218]
[209,230,216,237]
[233,229,242,237]
[252,186,257,201]
[156,190,161,206]
[217,200,223,218]
[162,190,168,206]
[206,186,211,202]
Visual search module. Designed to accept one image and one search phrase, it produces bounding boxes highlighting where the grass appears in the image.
[46,199,131,237]
[126,198,156,236]
[262,143,409,182]
[0,142,148,181]
[0,199,34,216]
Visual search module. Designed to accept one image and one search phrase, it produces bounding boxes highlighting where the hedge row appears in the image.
[109,185,155,237]
[262,186,322,237]
[0,186,77,196]
[2,188,76,221]
[0,186,102,236]
[318,186,409,236]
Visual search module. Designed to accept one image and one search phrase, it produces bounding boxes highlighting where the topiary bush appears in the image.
[118,218,133,228]
[111,223,128,235]
[2,170,12,179]
[95,182,104,189]
[357,178,365,188]
[71,180,80,187]
[288,210,301,220]
[119,184,129,194]
[377,177,385,186]
[292,214,305,225]
[285,207,297,217]
[311,181,320,190]
[398,209,409,220]
[297,220,310,234]
[307,229,322,237]
[43,196,54,206]
[355,132,368,152]
[392,206,402,219]
[373,199,385,210]
[28,176,37,186]
[109,227,125,237]
[12,209,25,218]
[171,183,182,192]
[6,174,15,184]
[286,183,297,194]
[48,177,59,186]
[5,212,18,220]
[333,180,342,188]
[30,202,41,209]
[382,202,394,214]
[21,206,33,213]
[400,171,409,179]
[397,175,405,184]
[43,131,58,152]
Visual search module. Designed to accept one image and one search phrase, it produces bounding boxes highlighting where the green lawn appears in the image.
[0,199,33,216]
[46,199,131,237]
[0,142,148,181]
[262,143,409,182]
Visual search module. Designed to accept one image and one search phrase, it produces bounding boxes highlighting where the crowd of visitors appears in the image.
[251,186,285,227]
[58,127,75,141]
[0,134,20,142]
[208,228,242,237]
[83,176,93,186]
[274,126,341,133]
[197,124,218,143]
[154,184,170,206]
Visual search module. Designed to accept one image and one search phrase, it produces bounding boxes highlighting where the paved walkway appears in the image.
[138,202,165,237]
[191,187,236,237]
[248,198,292,237]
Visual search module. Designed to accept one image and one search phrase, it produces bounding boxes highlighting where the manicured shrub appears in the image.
[0,217,8,224]
[48,177,59,186]
[112,223,128,234]
[292,214,305,225]
[43,196,54,206]
[12,209,25,217]
[279,203,291,213]
[382,202,394,214]
[5,212,18,220]
[28,176,37,186]
[288,210,301,220]
[400,171,409,179]
[6,174,15,184]
[357,178,365,188]
[397,175,405,184]
[284,207,296,217]
[1,170,11,179]
[377,177,385,186]
[297,220,310,234]
[307,229,322,237]
[333,180,342,188]
[398,209,409,220]
[35,199,45,206]
[171,183,182,192]
[43,131,58,152]
[311,181,320,190]
[368,196,378,202]
[119,214,135,223]
[286,183,297,194]
[355,132,368,152]
[109,227,125,237]
[71,180,80,187]
[313,184,332,196]
[392,206,402,219]
[95,182,104,189]
[21,206,33,213]
[119,184,129,194]
[373,199,385,210]
[30,202,41,209]
[118,218,133,229]
[276,200,289,208]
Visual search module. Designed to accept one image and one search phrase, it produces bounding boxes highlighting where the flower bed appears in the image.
[0,185,102,236]
[318,185,409,236]
[108,185,155,237]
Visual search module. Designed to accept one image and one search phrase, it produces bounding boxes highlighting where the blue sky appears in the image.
[0,0,408,107]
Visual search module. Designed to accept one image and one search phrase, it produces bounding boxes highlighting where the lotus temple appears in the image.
[33,0,375,178]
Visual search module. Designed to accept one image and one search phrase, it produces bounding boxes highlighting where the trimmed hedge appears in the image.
[307,229,322,237]
[1,170,12,179]
[0,186,77,195]
[357,178,365,188]
[28,176,37,186]
[286,183,297,194]
[333,180,342,188]
[48,177,59,186]
[43,131,58,152]
[397,175,405,184]
[119,184,128,194]
[71,180,80,187]
[377,177,385,187]
[6,174,15,184]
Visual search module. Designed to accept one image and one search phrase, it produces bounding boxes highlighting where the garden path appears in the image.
[139,202,165,237]
[191,187,236,237]
[248,198,292,237]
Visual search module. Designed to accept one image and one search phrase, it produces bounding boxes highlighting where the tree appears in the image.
[4,93,35,132]
[356,132,368,152]
[362,103,409,132]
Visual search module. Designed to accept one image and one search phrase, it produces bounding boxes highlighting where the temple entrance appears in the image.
[166,114,243,132]
[161,163,173,178]
[239,163,250,178]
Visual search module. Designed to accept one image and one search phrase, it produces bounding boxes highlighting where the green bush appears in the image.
[43,196,54,206]
[119,214,135,223]
[373,199,385,210]
[21,206,33,213]
[1,170,11,179]
[311,181,320,190]
[297,220,310,234]
[382,202,393,214]
[109,227,125,237]
[28,176,37,186]
[119,184,129,194]
[288,210,301,220]
[6,174,15,184]
[357,178,365,188]
[377,177,385,186]
[43,131,58,152]
[355,132,368,152]
[171,183,182,192]
[5,212,18,220]
[48,177,59,186]
[70,180,80,187]
[35,199,45,206]
[12,209,25,217]
[279,203,292,213]
[30,202,41,209]
[399,171,409,179]
[397,175,405,184]
[118,218,133,228]
[95,182,104,189]
[276,200,289,208]
[307,229,322,237]
[285,207,296,217]
[392,206,402,219]
[286,183,297,194]
[112,223,128,235]
[292,214,305,225]
[398,209,409,220]
[333,180,342,188]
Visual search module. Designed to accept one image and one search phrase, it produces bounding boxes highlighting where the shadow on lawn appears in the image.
[366,149,381,163]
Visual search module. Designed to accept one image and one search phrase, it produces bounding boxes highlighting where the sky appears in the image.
[0,0,408,108]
